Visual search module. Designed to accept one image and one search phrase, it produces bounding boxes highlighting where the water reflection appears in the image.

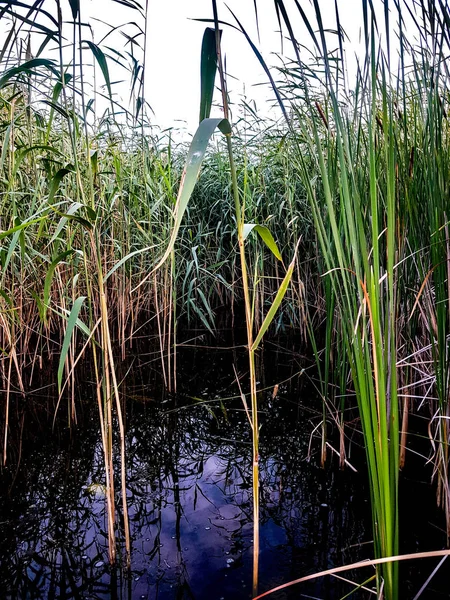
[0,347,373,599]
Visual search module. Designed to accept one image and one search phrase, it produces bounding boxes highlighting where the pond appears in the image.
[0,335,447,599]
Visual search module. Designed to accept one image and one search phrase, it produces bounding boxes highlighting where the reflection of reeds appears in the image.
[0,380,369,598]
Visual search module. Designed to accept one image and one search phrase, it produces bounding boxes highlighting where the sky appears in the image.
[85,0,379,134]
[2,0,415,136]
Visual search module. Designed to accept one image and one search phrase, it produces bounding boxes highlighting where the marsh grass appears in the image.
[1,0,450,597]
[240,0,450,597]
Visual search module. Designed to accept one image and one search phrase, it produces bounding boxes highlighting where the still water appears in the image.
[0,338,447,599]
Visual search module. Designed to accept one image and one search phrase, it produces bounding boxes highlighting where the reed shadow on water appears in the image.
[0,339,447,600]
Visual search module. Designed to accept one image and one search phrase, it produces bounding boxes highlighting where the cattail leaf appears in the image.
[199,27,221,122]
[243,223,282,261]
[57,296,88,394]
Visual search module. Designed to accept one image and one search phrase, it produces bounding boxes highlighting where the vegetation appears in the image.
[1,0,450,598]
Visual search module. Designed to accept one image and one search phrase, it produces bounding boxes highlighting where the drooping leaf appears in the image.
[30,289,45,322]
[43,250,79,324]
[41,99,71,121]
[199,28,221,122]
[110,0,143,10]
[57,296,87,394]
[0,216,47,241]
[133,117,231,290]
[135,95,143,120]
[12,145,63,179]
[0,58,58,89]
[84,41,112,99]
[36,33,54,58]
[45,73,73,138]
[2,219,21,274]
[105,245,156,281]
[0,1,59,27]
[251,243,299,351]
[227,6,289,122]
[243,223,282,260]
[48,166,74,204]
[0,26,15,64]
[0,3,58,39]
[68,0,79,19]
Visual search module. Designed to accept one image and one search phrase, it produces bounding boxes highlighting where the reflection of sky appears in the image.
[130,454,253,599]
[0,372,372,600]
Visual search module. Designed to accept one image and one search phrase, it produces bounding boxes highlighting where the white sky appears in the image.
[86,0,380,134]
[2,0,417,136]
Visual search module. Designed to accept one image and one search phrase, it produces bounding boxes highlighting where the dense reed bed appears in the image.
[2,0,450,597]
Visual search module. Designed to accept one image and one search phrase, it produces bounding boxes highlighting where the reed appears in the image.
[237,0,450,597]
[1,1,450,597]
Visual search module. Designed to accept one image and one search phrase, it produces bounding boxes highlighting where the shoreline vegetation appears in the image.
[1,0,450,598]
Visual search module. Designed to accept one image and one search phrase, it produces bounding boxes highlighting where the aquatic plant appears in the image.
[1,1,450,597]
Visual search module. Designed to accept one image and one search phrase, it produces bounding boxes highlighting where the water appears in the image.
[0,339,448,599]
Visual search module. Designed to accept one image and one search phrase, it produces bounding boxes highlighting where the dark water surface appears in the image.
[0,336,448,599]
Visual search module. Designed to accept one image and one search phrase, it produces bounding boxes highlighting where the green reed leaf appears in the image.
[243,224,282,261]
[199,27,221,122]
[43,250,78,324]
[133,117,231,290]
[58,296,87,394]
[252,244,298,351]
[84,41,112,100]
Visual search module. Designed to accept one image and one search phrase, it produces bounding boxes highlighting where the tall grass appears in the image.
[2,0,450,597]
[240,0,450,597]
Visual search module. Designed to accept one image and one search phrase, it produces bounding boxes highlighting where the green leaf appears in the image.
[0,289,13,308]
[199,27,221,122]
[68,0,79,19]
[134,117,231,289]
[12,145,63,178]
[0,58,58,89]
[85,206,97,222]
[30,289,45,322]
[58,296,87,394]
[0,216,47,241]
[41,99,71,121]
[48,166,74,204]
[227,6,288,122]
[110,0,143,10]
[251,244,299,351]
[105,245,156,281]
[43,250,78,324]
[135,95,143,120]
[243,223,282,260]
[50,202,84,245]
[84,41,112,100]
